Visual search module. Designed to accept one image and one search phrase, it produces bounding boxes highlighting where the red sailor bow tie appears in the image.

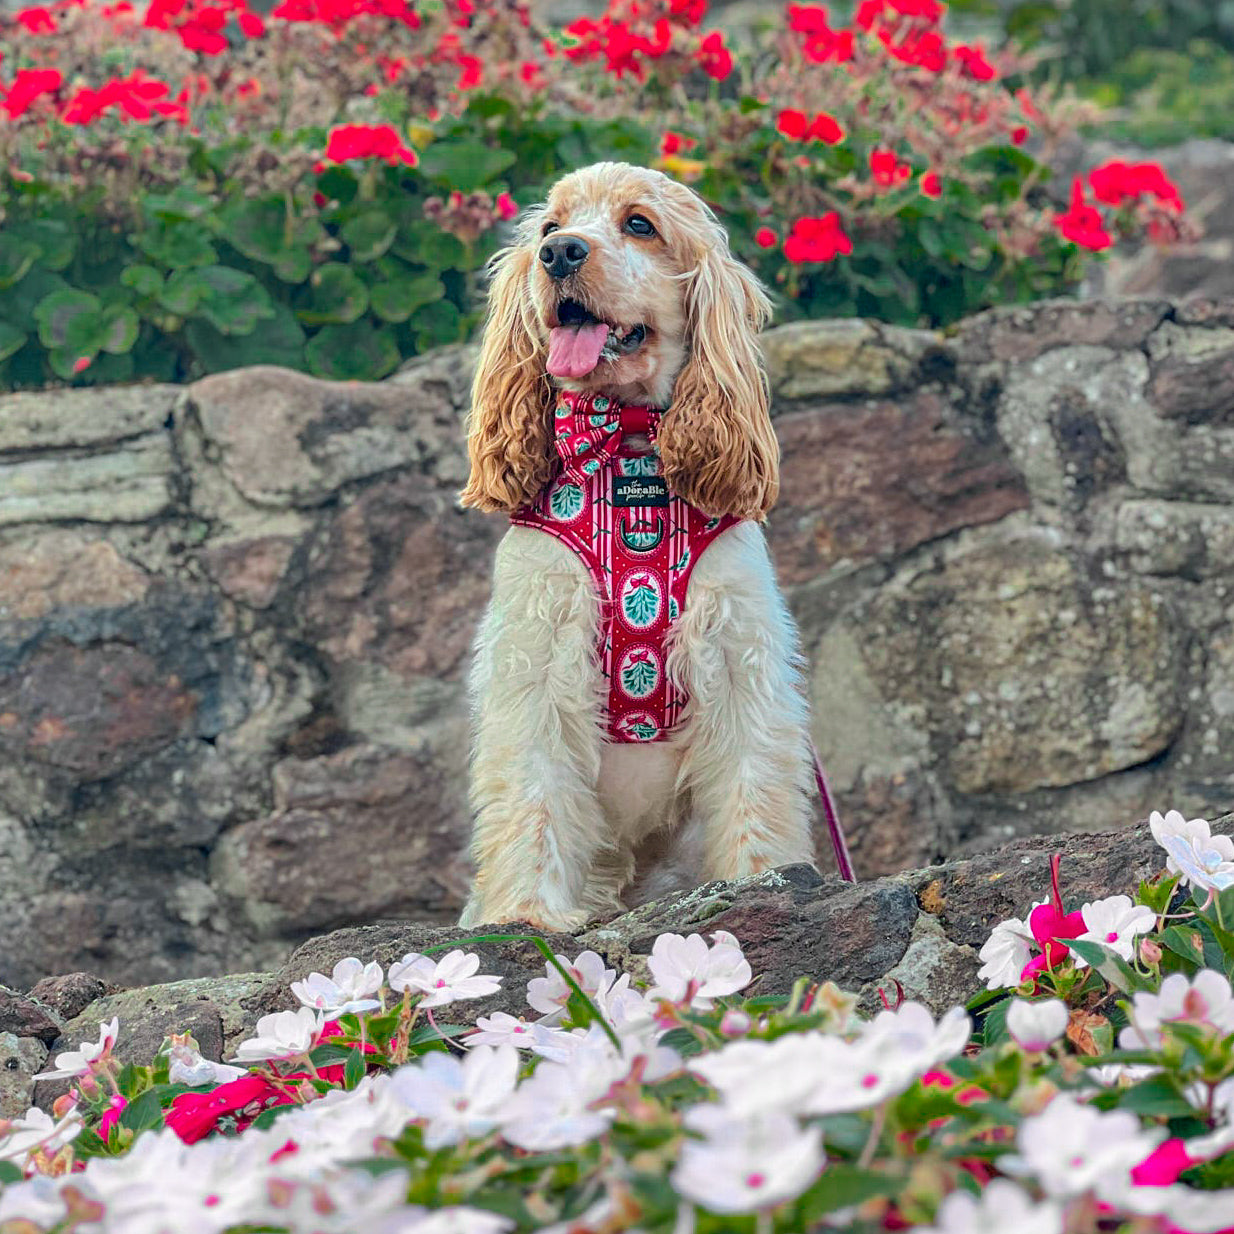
[552,390,663,485]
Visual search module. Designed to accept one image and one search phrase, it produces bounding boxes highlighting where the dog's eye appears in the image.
[625,214,656,237]
[542,221,560,237]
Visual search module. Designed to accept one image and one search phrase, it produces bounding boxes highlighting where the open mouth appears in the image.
[547,298,648,379]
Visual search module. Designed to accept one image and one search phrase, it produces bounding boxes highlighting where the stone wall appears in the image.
[1,296,1232,989]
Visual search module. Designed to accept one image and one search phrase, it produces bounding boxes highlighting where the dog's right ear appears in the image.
[459,244,556,513]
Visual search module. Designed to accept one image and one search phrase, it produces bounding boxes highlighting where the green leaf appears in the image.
[798,1164,901,1218]
[168,266,275,335]
[344,1046,367,1090]
[9,219,75,272]
[1159,924,1205,968]
[342,210,398,263]
[1107,1073,1197,1119]
[134,220,218,268]
[417,141,517,193]
[121,264,164,298]
[392,219,467,268]
[370,273,445,322]
[304,319,400,381]
[101,306,140,355]
[222,196,321,283]
[184,300,306,374]
[1066,939,1150,993]
[119,1087,165,1133]
[0,235,38,290]
[4,267,69,332]
[298,264,369,325]
[0,321,26,363]
[412,297,461,350]
[34,289,101,351]
[0,1161,24,1184]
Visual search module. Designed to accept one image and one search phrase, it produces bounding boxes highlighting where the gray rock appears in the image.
[0,1033,48,1118]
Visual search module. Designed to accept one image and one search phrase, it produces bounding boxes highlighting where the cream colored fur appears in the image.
[458,163,816,931]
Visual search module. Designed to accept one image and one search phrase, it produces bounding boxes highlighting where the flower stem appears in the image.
[858,1101,889,1170]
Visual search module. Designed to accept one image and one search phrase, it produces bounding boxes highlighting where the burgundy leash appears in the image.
[810,739,856,883]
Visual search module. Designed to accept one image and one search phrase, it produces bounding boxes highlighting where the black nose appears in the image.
[539,235,590,279]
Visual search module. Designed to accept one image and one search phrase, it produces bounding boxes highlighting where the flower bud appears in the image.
[719,1009,751,1037]
[51,1093,78,1119]
[76,1073,100,1099]
[1139,938,1163,966]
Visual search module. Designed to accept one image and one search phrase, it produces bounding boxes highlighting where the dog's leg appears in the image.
[460,527,611,932]
[668,522,815,881]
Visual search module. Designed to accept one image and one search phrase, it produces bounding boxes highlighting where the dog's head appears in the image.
[459,162,779,521]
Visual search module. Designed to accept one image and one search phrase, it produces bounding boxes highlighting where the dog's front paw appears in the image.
[517,905,590,935]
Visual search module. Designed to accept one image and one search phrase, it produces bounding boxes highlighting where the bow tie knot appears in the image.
[553,391,662,484]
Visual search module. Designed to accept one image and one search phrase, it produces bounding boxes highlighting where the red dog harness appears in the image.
[511,391,739,743]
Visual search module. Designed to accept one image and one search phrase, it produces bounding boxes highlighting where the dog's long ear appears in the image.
[655,237,778,521]
[459,244,556,513]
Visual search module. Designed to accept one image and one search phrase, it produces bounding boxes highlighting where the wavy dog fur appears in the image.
[458,162,815,931]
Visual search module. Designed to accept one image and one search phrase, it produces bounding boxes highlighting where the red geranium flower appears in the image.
[775,108,844,144]
[1,67,62,119]
[1054,176,1113,251]
[1089,160,1184,212]
[325,122,417,166]
[754,226,777,248]
[879,28,946,71]
[14,6,58,32]
[238,10,265,36]
[870,149,911,187]
[784,213,852,263]
[954,43,997,81]
[660,130,696,156]
[920,170,942,198]
[697,31,732,80]
[496,192,518,221]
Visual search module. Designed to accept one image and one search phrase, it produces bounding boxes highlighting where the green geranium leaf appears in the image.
[34,288,101,351]
[121,264,164,298]
[101,306,140,355]
[342,210,398,263]
[185,300,306,374]
[223,196,321,283]
[134,220,218,269]
[167,266,275,335]
[417,141,516,193]
[0,235,39,290]
[9,219,75,272]
[0,321,26,363]
[412,297,461,350]
[392,219,467,269]
[370,273,444,322]
[305,319,400,381]
[298,264,369,325]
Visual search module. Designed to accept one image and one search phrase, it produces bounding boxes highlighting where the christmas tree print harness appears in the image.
[511,390,738,745]
[509,390,859,883]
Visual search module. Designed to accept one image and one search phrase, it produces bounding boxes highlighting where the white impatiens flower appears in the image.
[646,930,752,1008]
[388,950,502,1008]
[165,1033,248,1087]
[389,1045,519,1149]
[1119,969,1234,1049]
[231,1007,324,1063]
[1002,1093,1163,1198]
[918,1179,1063,1234]
[526,950,618,1023]
[671,1105,824,1213]
[1006,999,1070,1052]
[692,1033,837,1118]
[467,1011,568,1053]
[977,913,1035,990]
[0,1107,82,1164]
[1074,894,1157,964]
[289,957,384,1015]
[1150,810,1234,875]
[34,1016,119,1080]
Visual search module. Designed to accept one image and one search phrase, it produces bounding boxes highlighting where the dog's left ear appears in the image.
[656,237,778,521]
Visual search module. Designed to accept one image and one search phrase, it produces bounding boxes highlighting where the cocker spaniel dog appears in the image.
[457,161,815,932]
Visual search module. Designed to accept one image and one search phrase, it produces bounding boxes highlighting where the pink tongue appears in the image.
[547,323,610,379]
